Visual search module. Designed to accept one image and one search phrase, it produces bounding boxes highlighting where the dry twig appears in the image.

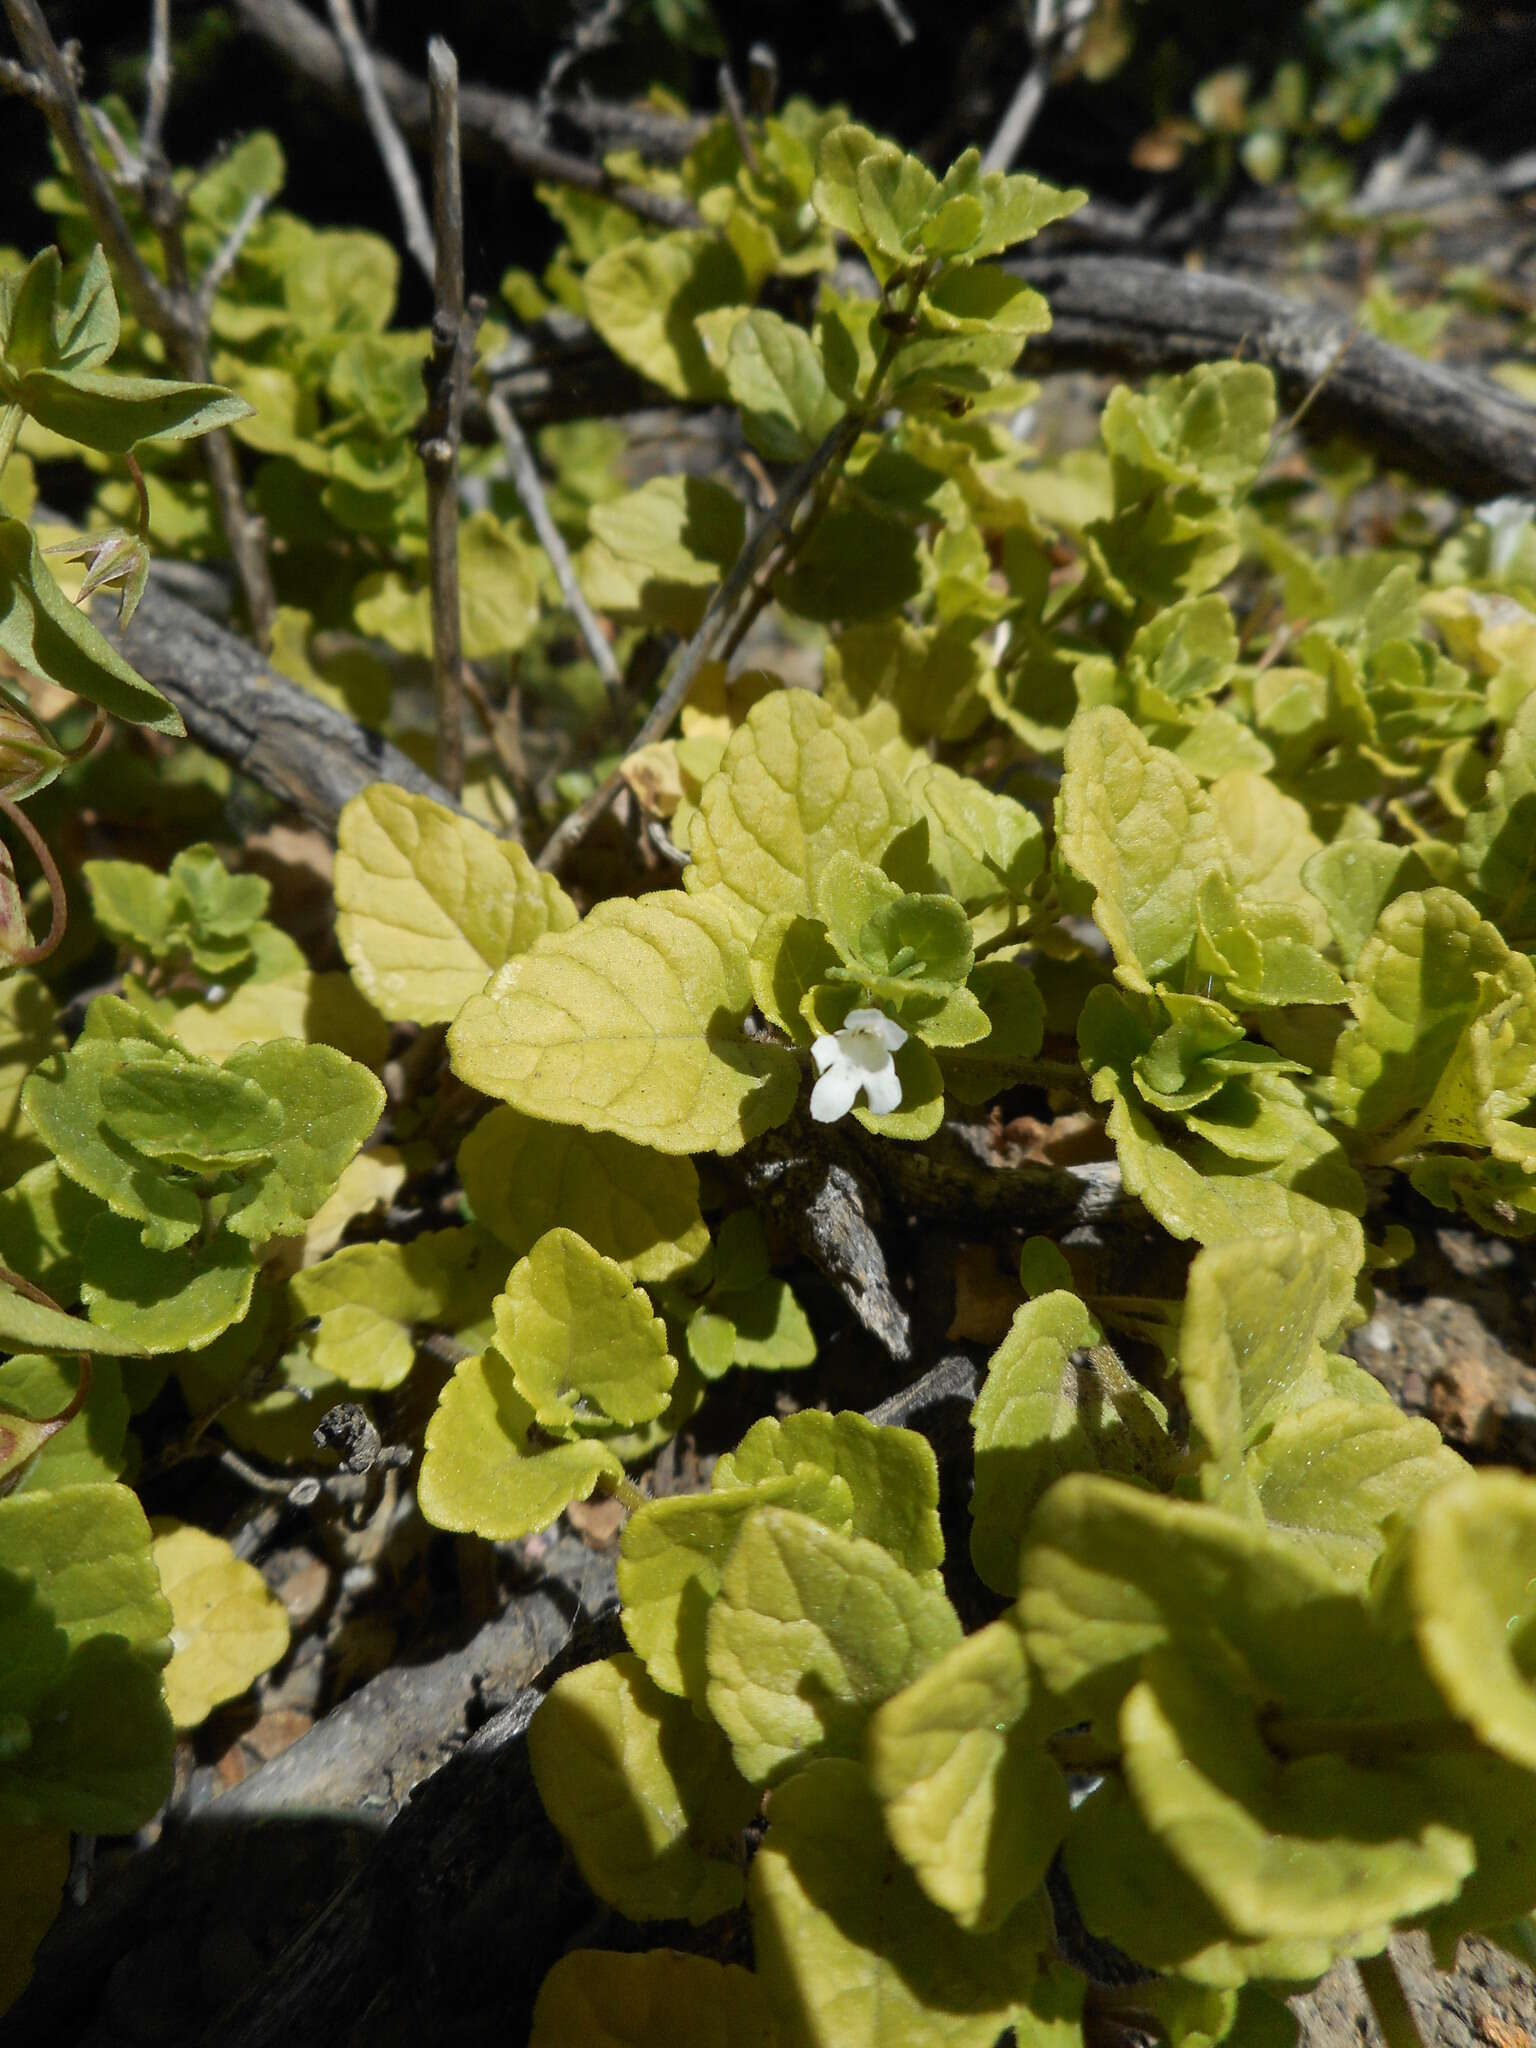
[325,0,438,282]
[485,389,622,698]
[535,416,860,873]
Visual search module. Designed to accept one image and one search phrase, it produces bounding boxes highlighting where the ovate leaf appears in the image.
[583,232,745,399]
[448,892,798,1155]
[418,1345,623,1540]
[867,1615,1069,1930]
[687,690,910,939]
[493,1227,675,1430]
[528,1652,756,1923]
[704,1507,961,1786]
[150,1521,290,1729]
[335,784,576,1024]
[752,1758,1052,2048]
[457,1108,707,1283]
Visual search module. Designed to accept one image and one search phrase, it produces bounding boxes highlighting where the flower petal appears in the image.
[844,1005,907,1052]
[861,1058,903,1117]
[810,1034,840,1075]
[810,1061,862,1123]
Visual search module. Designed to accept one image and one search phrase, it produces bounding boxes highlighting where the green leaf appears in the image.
[99,1055,283,1172]
[85,841,271,974]
[7,367,250,452]
[531,1951,778,2048]
[217,1040,385,1245]
[1017,1474,1372,1728]
[79,1213,256,1354]
[586,475,746,635]
[1120,1651,1472,1941]
[867,1614,1069,1930]
[687,690,910,939]
[1080,987,1365,1334]
[1461,688,1536,942]
[289,1226,505,1391]
[1300,840,1417,975]
[493,1227,675,1430]
[0,1282,148,1360]
[712,1276,817,1372]
[583,232,745,399]
[448,892,799,1156]
[1408,1471,1536,1774]
[528,1651,756,1923]
[418,1344,624,1541]
[1176,1233,1350,1500]
[150,1521,290,1730]
[816,851,975,1010]
[1328,888,1512,1140]
[905,761,1044,908]
[1058,706,1227,991]
[825,621,992,747]
[1247,1400,1462,1587]
[334,784,576,1025]
[0,1353,126,1492]
[940,959,1047,1106]
[353,512,539,661]
[0,246,117,374]
[752,1757,1053,2048]
[714,1410,944,1580]
[0,518,182,733]
[0,1483,172,1832]
[618,1470,856,1704]
[704,1506,961,1786]
[778,501,925,623]
[719,308,843,461]
[970,1292,1168,1596]
[458,1108,707,1283]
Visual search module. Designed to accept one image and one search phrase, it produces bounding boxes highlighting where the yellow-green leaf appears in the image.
[687,690,910,939]
[150,1521,290,1730]
[528,1652,756,1923]
[335,784,577,1025]
[448,892,798,1155]
[417,1345,623,1540]
[493,1227,675,1430]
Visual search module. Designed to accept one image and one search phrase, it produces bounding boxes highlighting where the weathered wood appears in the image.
[111,576,460,833]
[1015,254,1536,500]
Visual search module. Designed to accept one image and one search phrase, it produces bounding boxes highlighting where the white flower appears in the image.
[809,1006,907,1123]
[1478,497,1536,577]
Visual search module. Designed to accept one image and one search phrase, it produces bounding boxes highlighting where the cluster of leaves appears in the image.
[4,82,1536,2044]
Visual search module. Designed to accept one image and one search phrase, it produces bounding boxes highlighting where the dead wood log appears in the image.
[109,573,461,833]
[1014,254,1536,500]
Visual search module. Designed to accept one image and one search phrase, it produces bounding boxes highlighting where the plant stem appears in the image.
[1358,1948,1428,2048]
[604,1473,647,1514]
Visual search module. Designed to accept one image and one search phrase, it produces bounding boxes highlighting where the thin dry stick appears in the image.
[485,388,622,697]
[982,0,1096,174]
[141,0,173,158]
[194,189,269,324]
[535,416,859,874]
[419,39,476,797]
[325,0,437,280]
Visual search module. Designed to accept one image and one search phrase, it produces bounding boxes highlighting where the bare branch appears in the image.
[983,0,1097,174]
[141,0,172,159]
[417,38,479,799]
[535,416,859,873]
[485,389,622,697]
[194,188,269,324]
[325,0,436,282]
[1,0,191,343]
[0,50,53,108]
[228,0,699,230]
[871,0,917,44]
